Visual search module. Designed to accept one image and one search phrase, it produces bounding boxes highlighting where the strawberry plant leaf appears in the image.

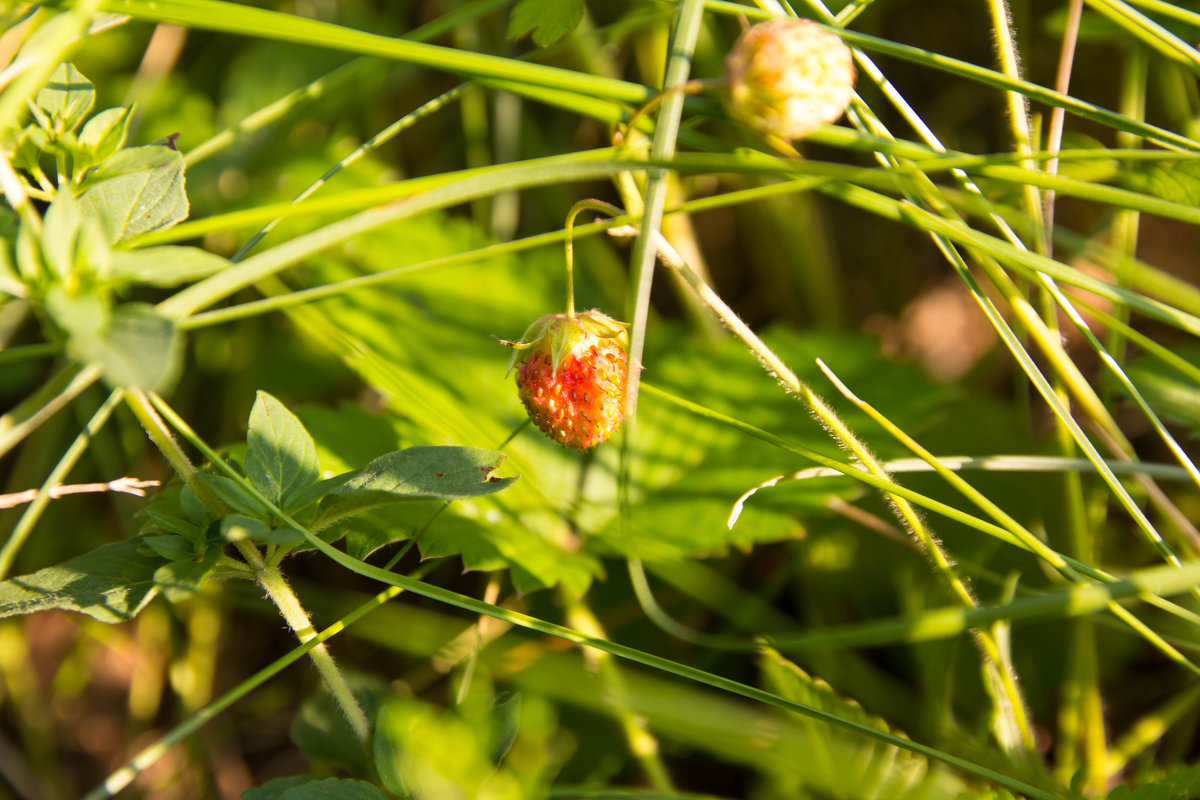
[273,779,391,800]
[76,106,132,167]
[291,684,381,778]
[35,62,94,135]
[198,473,271,519]
[242,776,321,800]
[490,691,522,765]
[372,704,410,798]
[109,245,229,288]
[759,649,935,798]
[152,545,221,603]
[313,446,516,529]
[507,0,584,47]
[245,391,321,509]
[79,145,188,242]
[1118,348,1200,432]
[1123,160,1200,207]
[141,534,196,561]
[66,302,184,392]
[0,538,168,623]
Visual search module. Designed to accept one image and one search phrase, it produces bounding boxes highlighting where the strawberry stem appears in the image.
[565,199,624,319]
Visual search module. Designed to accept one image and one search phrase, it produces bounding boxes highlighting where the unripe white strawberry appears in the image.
[724,18,856,141]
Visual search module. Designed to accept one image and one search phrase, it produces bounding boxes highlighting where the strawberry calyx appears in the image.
[499,310,628,377]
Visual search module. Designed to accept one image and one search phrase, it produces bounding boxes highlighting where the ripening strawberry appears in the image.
[502,310,628,450]
[724,17,855,141]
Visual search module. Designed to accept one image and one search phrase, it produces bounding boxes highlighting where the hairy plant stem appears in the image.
[123,389,369,742]
[615,224,1041,762]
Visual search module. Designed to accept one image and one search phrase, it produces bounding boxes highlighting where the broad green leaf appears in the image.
[79,145,188,242]
[1107,763,1200,800]
[199,474,271,519]
[507,0,584,47]
[0,538,167,623]
[373,705,411,798]
[1124,160,1200,207]
[41,190,83,278]
[1122,350,1200,431]
[141,534,196,561]
[245,391,321,509]
[314,446,516,528]
[374,696,523,800]
[39,190,111,283]
[44,285,108,342]
[291,685,380,778]
[77,106,132,164]
[490,691,522,765]
[276,779,391,800]
[243,776,320,800]
[759,649,934,799]
[152,546,220,603]
[109,245,229,288]
[15,214,44,281]
[68,302,183,391]
[35,62,94,134]
[221,514,273,544]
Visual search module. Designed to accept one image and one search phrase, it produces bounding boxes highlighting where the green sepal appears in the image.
[498,309,627,377]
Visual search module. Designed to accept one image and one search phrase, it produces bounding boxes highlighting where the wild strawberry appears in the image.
[502,310,628,450]
[724,17,855,141]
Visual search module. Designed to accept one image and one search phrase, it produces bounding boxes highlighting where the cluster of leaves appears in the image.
[0,390,514,622]
[2,61,227,391]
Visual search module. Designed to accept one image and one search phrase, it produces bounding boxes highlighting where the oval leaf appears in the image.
[0,538,167,623]
[245,391,321,509]
[109,245,229,288]
[79,145,188,242]
[315,446,516,528]
[68,302,183,392]
[35,62,94,134]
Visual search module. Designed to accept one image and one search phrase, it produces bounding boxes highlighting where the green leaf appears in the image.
[1107,764,1200,800]
[77,106,132,165]
[221,514,282,545]
[373,705,411,798]
[35,62,94,134]
[79,145,188,242]
[152,545,220,603]
[1124,160,1200,207]
[44,285,108,342]
[199,474,271,519]
[41,190,84,278]
[291,685,380,778]
[490,691,522,765]
[0,538,168,623]
[507,0,584,46]
[141,533,196,561]
[109,245,229,288]
[67,302,183,392]
[759,649,933,798]
[245,391,321,509]
[314,446,516,528]
[243,776,321,800]
[276,779,391,800]
[374,696,524,800]
[1120,348,1200,431]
